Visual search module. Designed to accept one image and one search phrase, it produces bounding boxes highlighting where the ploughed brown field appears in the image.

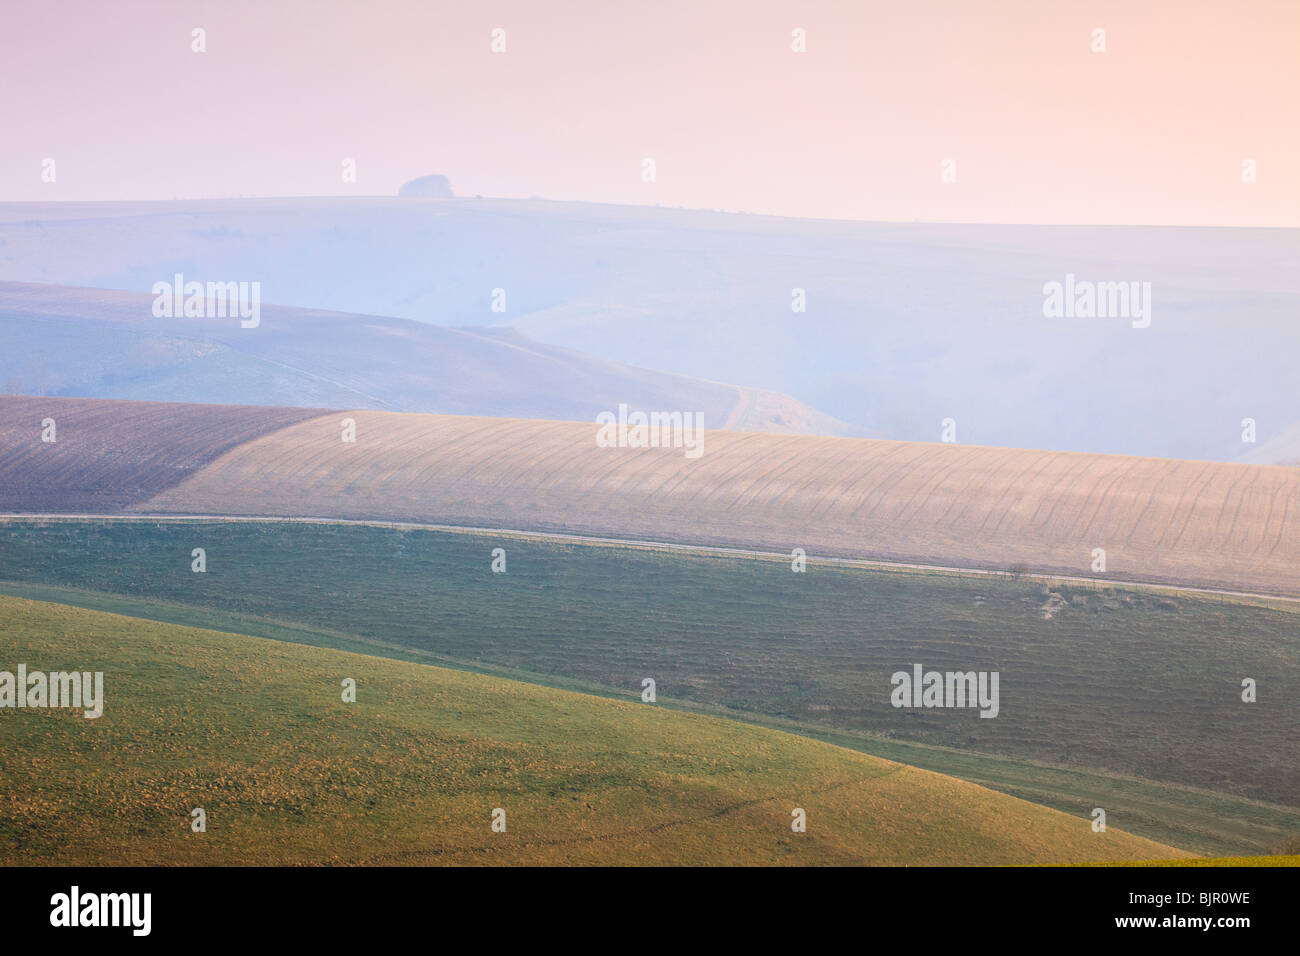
[3,397,1298,596]
[0,396,329,511]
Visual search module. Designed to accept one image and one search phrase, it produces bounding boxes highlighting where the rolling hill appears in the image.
[1,517,1296,851]
[0,595,1190,865]
[0,282,849,434]
[2,197,1296,460]
[2,394,1296,853]
[95,404,1300,597]
[2,396,1297,595]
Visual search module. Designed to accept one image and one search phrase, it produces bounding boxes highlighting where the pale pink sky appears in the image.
[2,0,1296,225]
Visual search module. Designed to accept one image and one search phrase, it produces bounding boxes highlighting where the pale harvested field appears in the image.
[137,410,1300,596]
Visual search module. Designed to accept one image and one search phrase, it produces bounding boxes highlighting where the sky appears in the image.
[2,0,1297,226]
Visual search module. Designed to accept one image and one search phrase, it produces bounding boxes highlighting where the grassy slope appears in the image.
[1,518,1296,857]
[0,596,1187,866]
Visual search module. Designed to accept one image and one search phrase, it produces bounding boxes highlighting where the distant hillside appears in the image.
[0,595,1188,865]
[1,197,1295,459]
[0,282,853,434]
[1239,421,1300,468]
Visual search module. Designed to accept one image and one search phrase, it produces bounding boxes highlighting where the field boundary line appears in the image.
[2,511,1298,606]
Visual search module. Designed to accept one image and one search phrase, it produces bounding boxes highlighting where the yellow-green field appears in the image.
[0,596,1191,866]
[1099,855,1298,867]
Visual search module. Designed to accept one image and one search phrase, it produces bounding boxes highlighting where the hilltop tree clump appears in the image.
[397,174,453,198]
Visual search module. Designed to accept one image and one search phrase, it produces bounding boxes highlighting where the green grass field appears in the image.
[2,517,1296,858]
[0,596,1192,865]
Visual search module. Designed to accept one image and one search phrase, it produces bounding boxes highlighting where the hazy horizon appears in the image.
[6,193,1300,232]
[3,0,1296,226]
